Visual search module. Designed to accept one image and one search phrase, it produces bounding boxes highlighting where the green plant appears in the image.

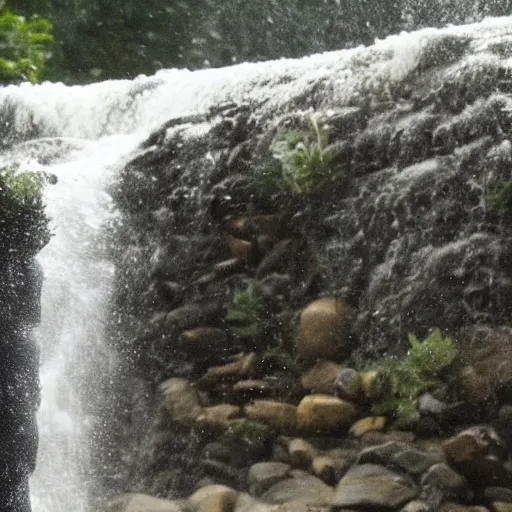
[0,10,53,83]
[252,115,342,195]
[221,420,272,456]
[0,164,50,257]
[371,329,456,428]
[226,280,266,336]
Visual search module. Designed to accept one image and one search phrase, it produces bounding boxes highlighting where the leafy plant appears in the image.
[226,280,266,336]
[371,329,456,428]
[221,420,272,462]
[252,115,342,195]
[0,10,54,83]
[0,164,50,257]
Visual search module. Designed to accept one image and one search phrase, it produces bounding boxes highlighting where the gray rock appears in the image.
[357,441,408,465]
[420,463,468,496]
[484,487,512,503]
[333,464,418,509]
[418,393,447,415]
[261,472,334,505]
[248,462,290,496]
[392,448,444,476]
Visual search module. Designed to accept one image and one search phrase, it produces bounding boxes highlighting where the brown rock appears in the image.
[227,234,257,265]
[296,298,354,361]
[311,456,337,485]
[189,486,238,512]
[256,239,293,278]
[349,417,387,437]
[197,404,242,429]
[457,326,512,403]
[442,426,508,486]
[232,379,276,398]
[297,394,358,432]
[105,493,187,512]
[245,400,297,431]
[160,378,203,426]
[288,438,317,469]
[198,353,257,388]
[301,360,343,394]
[491,504,512,512]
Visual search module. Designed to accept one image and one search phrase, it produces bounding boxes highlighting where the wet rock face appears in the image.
[106,23,512,500]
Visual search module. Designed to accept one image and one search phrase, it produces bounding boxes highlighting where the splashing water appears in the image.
[0,16,508,511]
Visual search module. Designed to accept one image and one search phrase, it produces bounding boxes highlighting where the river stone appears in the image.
[160,378,203,425]
[491,504,512,512]
[296,394,358,431]
[420,463,468,496]
[198,353,257,387]
[442,426,508,485]
[392,448,444,476]
[105,493,188,512]
[196,404,242,430]
[296,298,354,361]
[349,416,387,437]
[484,487,512,503]
[245,400,297,431]
[301,360,343,394]
[333,464,418,509]
[400,500,431,512]
[248,462,290,496]
[189,485,239,512]
[261,472,334,505]
[288,438,317,469]
[357,441,408,465]
[234,492,278,512]
[311,456,337,485]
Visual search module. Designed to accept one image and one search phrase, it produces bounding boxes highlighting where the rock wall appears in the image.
[0,171,49,511]
[102,21,512,511]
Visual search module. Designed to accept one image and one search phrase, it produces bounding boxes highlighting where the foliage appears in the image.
[0,9,53,83]
[371,329,456,428]
[0,164,50,258]
[226,280,266,336]
[221,420,272,459]
[252,115,341,196]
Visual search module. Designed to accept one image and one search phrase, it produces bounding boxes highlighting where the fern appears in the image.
[226,280,266,336]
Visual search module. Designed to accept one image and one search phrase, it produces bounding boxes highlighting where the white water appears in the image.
[0,16,508,511]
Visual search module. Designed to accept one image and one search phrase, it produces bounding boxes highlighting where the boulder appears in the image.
[392,448,444,476]
[332,464,418,509]
[234,493,278,512]
[296,298,354,361]
[160,378,203,426]
[248,462,290,496]
[296,394,358,432]
[245,401,297,431]
[439,503,490,512]
[420,463,469,497]
[166,303,221,331]
[301,360,343,394]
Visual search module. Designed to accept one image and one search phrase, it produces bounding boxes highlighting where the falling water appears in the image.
[0,16,508,511]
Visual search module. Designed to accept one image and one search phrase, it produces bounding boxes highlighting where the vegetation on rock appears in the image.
[226,280,266,336]
[0,9,53,83]
[371,329,456,428]
[489,180,512,215]
[0,164,50,257]
[253,116,341,196]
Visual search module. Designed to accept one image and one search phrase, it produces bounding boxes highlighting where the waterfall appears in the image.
[0,16,508,511]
